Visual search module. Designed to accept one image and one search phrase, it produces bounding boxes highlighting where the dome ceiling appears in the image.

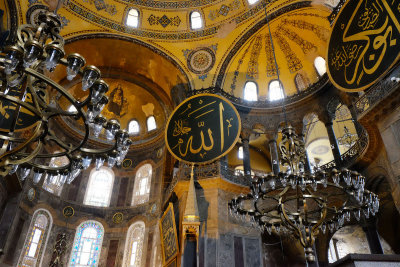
[220,6,331,99]
[11,0,337,91]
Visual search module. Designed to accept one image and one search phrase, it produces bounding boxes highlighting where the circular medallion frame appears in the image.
[112,212,124,224]
[326,0,400,92]
[165,93,241,164]
[63,206,75,218]
[187,47,216,74]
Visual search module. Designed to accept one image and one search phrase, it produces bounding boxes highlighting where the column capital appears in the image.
[240,128,252,142]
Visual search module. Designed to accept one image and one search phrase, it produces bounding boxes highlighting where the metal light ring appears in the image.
[280,194,326,203]
[23,68,92,150]
[0,93,43,118]
[2,134,43,167]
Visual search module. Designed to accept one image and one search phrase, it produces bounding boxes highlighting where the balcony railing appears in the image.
[164,127,369,203]
[353,66,400,119]
[320,127,369,170]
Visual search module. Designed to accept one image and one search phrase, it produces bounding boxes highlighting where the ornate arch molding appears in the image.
[64,33,191,89]
[214,1,312,88]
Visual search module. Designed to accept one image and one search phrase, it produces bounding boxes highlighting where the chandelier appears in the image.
[0,11,131,184]
[228,125,379,261]
[337,126,358,148]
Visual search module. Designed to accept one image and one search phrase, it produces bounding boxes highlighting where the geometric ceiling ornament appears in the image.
[187,47,216,75]
[327,0,400,92]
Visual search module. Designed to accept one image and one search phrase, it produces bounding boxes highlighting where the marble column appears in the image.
[242,138,252,176]
[362,222,384,254]
[349,105,364,137]
[325,121,342,167]
[268,139,280,175]
[299,134,312,173]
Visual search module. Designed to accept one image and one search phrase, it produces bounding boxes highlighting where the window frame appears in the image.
[122,221,145,267]
[131,163,153,206]
[125,8,140,28]
[246,0,260,5]
[268,79,285,102]
[128,119,140,135]
[189,10,204,30]
[314,56,327,77]
[146,116,157,132]
[69,220,104,267]
[243,81,258,101]
[18,209,52,267]
[83,167,115,207]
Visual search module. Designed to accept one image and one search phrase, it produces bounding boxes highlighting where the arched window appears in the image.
[122,221,145,267]
[147,116,156,131]
[269,80,284,101]
[126,8,139,28]
[69,221,104,267]
[43,154,69,196]
[132,164,152,206]
[84,167,114,207]
[295,73,310,92]
[238,146,244,159]
[128,120,140,135]
[18,209,52,267]
[68,105,77,112]
[243,81,258,101]
[247,0,259,4]
[314,56,326,77]
[190,11,203,30]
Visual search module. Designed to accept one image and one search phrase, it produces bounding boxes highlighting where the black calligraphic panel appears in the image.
[165,94,241,164]
[160,203,179,265]
[327,0,400,91]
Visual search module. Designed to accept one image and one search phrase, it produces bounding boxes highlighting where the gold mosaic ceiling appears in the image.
[6,0,336,94]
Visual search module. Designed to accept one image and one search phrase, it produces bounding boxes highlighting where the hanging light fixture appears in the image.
[0,11,131,183]
[228,125,379,261]
[228,6,379,263]
[337,126,358,148]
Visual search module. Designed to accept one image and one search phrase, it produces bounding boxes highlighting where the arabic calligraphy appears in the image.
[165,94,241,164]
[327,0,400,91]
[160,203,178,264]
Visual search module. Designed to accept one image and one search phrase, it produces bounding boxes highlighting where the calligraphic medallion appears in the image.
[165,94,241,164]
[327,0,400,91]
[63,206,74,218]
[112,212,123,224]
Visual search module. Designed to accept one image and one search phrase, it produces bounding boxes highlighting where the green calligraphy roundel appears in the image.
[165,94,241,164]
[327,0,400,92]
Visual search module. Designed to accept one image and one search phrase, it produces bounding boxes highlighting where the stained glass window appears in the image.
[84,167,114,207]
[190,11,203,30]
[18,209,52,267]
[243,81,258,101]
[122,221,145,267]
[126,9,139,28]
[131,164,152,206]
[147,116,156,131]
[43,154,69,196]
[69,221,104,267]
[314,56,326,77]
[269,80,285,101]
